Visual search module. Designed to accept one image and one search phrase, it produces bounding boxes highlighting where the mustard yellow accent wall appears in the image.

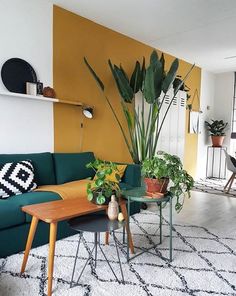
[53,5,201,177]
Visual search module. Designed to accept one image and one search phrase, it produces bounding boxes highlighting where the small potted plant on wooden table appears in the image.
[205,119,228,147]
[142,151,194,211]
[86,159,121,205]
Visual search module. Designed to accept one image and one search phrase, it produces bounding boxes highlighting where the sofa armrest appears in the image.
[121,164,141,188]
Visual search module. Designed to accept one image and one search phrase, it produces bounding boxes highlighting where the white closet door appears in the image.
[156,89,186,161]
[177,91,187,161]
[157,92,171,153]
[135,88,186,161]
[169,89,178,156]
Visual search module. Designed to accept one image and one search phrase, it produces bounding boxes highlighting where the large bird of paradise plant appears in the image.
[84,50,194,164]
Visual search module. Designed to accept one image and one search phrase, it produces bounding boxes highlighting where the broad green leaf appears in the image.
[105,168,112,175]
[84,57,104,91]
[108,59,123,95]
[108,60,134,103]
[130,61,141,93]
[140,57,146,90]
[96,171,105,178]
[97,195,106,205]
[87,192,93,201]
[143,65,156,103]
[104,189,112,197]
[150,50,160,70]
[95,179,104,187]
[153,61,164,99]
[121,101,138,160]
[122,102,134,130]
[160,53,165,73]
[150,50,158,65]
[162,58,179,93]
[114,65,134,102]
[120,64,129,82]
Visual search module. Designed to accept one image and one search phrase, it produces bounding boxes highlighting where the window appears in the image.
[231,72,236,138]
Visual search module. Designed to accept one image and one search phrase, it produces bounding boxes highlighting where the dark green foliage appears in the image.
[84,57,104,91]
[162,58,179,93]
[143,65,156,103]
[205,119,228,136]
[84,50,194,164]
[142,152,194,212]
[130,61,142,93]
[86,159,120,205]
[108,60,134,103]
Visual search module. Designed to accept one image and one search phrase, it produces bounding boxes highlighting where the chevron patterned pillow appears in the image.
[0,160,37,199]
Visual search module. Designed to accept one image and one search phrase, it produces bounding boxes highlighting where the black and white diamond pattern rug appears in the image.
[193,178,236,198]
[0,211,236,296]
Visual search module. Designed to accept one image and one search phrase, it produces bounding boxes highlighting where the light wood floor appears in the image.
[149,190,236,235]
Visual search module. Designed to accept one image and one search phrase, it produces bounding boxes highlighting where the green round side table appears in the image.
[122,187,173,262]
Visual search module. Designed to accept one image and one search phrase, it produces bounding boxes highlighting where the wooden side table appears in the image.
[20,197,134,296]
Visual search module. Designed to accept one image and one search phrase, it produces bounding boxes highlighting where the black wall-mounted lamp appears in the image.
[80,105,94,151]
[82,106,93,119]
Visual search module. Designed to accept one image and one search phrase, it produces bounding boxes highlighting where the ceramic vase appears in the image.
[107,195,119,221]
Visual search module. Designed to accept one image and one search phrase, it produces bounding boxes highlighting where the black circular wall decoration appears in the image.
[1,58,37,94]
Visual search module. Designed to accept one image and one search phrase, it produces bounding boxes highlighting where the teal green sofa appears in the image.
[0,152,141,258]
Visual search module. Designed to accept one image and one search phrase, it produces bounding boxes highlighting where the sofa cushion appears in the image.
[0,160,37,199]
[0,195,25,230]
[121,164,141,188]
[0,191,61,229]
[0,153,56,186]
[119,182,133,191]
[53,152,96,184]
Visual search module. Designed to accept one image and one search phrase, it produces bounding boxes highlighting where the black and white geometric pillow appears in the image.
[0,160,37,199]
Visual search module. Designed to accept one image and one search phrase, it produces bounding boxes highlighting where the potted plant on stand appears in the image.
[85,51,194,210]
[84,50,194,164]
[142,152,194,212]
[86,159,121,205]
[205,119,228,147]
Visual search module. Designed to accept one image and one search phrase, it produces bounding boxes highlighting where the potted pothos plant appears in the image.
[142,152,194,212]
[205,119,228,147]
[86,159,120,205]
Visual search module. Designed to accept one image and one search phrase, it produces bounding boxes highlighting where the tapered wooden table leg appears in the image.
[120,202,134,254]
[21,216,39,274]
[48,222,57,296]
[105,232,109,245]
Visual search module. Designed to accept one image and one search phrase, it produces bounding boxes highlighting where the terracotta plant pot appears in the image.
[144,177,169,194]
[211,136,225,147]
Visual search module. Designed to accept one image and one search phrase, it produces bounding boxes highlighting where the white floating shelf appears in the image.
[0,91,82,106]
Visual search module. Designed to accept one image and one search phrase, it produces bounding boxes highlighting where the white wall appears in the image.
[196,70,215,179]
[0,0,54,153]
[196,71,235,179]
[214,72,234,150]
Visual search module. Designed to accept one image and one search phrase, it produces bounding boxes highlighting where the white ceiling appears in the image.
[52,0,236,73]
